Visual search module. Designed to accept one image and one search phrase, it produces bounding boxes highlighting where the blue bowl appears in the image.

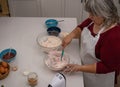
[0,48,17,63]
[47,27,61,36]
[45,19,58,28]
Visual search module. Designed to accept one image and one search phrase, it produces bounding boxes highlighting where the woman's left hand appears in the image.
[63,64,81,73]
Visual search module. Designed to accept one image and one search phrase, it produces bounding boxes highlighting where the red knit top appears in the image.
[78,18,120,83]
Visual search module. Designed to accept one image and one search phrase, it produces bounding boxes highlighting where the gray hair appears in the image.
[84,0,120,27]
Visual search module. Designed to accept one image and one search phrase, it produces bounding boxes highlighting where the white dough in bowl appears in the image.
[40,36,62,48]
[37,35,62,53]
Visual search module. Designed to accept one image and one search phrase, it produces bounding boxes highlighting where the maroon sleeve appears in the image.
[77,18,92,30]
[96,26,120,74]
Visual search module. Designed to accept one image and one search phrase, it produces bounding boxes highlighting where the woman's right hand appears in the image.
[62,27,81,49]
[62,34,73,49]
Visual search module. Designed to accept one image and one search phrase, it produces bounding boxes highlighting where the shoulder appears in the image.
[98,24,120,48]
[77,18,92,30]
[101,24,120,40]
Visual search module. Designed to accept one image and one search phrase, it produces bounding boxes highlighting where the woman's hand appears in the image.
[62,34,73,49]
[62,27,81,49]
[63,63,97,74]
[63,64,81,73]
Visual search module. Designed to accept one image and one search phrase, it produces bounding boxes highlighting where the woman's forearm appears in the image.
[78,63,97,73]
[69,27,82,39]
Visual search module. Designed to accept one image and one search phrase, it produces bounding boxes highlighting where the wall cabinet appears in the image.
[113,0,120,16]
[8,0,120,23]
[8,0,87,23]
[40,0,65,17]
[8,0,65,17]
[8,0,41,17]
[64,0,87,23]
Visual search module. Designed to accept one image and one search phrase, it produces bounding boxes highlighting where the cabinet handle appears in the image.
[81,0,86,3]
[81,0,83,3]
[119,0,120,4]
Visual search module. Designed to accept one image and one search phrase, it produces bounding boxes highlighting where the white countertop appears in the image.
[0,17,84,87]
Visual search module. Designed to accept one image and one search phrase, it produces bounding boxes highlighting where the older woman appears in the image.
[62,0,120,87]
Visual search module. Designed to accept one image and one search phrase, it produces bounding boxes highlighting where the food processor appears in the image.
[48,73,66,87]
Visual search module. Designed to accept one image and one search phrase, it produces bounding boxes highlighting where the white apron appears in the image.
[80,25,115,87]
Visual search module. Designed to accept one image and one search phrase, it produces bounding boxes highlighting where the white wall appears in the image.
[8,0,120,23]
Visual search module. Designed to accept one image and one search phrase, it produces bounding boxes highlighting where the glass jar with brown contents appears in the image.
[27,72,38,87]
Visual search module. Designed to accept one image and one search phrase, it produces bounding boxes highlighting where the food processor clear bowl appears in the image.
[44,51,70,71]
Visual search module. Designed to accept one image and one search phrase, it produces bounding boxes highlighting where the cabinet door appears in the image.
[8,0,41,17]
[65,0,88,23]
[113,0,120,16]
[40,0,64,17]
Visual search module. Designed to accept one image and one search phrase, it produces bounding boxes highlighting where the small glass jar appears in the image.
[27,72,38,87]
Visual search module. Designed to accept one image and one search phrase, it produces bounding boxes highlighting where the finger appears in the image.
[64,68,71,72]
[62,68,68,74]
[66,67,75,75]
[65,65,76,73]
[62,66,72,73]
[68,69,73,74]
